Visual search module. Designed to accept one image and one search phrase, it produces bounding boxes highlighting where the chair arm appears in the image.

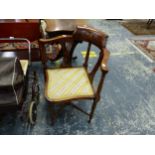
[39,35,73,44]
[101,48,110,72]
[95,48,110,101]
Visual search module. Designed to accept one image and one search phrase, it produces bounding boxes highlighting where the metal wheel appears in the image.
[28,101,37,125]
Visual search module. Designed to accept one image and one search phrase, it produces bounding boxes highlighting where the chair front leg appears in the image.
[88,98,99,123]
[49,104,57,126]
[88,70,108,123]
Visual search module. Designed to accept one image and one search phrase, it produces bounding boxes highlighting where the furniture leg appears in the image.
[88,99,98,123]
[147,19,153,29]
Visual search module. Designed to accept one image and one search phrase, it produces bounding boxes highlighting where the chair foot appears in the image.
[72,56,77,60]
[88,118,92,123]
[88,99,98,123]
[51,113,56,126]
[51,120,55,126]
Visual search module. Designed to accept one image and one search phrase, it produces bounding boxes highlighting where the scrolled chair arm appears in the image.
[95,48,110,101]
[39,35,73,44]
[101,48,110,72]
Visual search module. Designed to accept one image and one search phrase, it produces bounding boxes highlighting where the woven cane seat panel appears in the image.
[45,67,95,102]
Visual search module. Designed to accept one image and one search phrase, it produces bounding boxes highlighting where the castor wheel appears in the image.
[28,101,37,125]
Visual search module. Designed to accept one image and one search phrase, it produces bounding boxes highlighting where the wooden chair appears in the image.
[39,26,110,124]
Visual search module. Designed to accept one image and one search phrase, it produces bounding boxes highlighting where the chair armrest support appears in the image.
[95,48,110,101]
[101,48,110,72]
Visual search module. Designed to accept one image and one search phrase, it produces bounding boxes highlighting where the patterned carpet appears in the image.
[0,20,155,135]
[129,37,155,61]
[121,20,155,35]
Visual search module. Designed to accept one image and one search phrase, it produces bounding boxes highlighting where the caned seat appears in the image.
[39,26,110,124]
[45,67,94,102]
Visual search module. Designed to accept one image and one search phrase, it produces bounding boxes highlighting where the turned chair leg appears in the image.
[88,99,98,123]
[147,19,153,29]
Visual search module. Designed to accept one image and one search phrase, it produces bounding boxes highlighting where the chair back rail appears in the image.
[73,26,108,82]
[39,35,73,79]
[83,42,91,68]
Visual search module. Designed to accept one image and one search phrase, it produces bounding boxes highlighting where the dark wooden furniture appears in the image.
[39,26,110,124]
[0,19,41,61]
[40,19,89,62]
[43,19,87,36]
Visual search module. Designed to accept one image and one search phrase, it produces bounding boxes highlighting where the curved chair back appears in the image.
[73,26,108,82]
